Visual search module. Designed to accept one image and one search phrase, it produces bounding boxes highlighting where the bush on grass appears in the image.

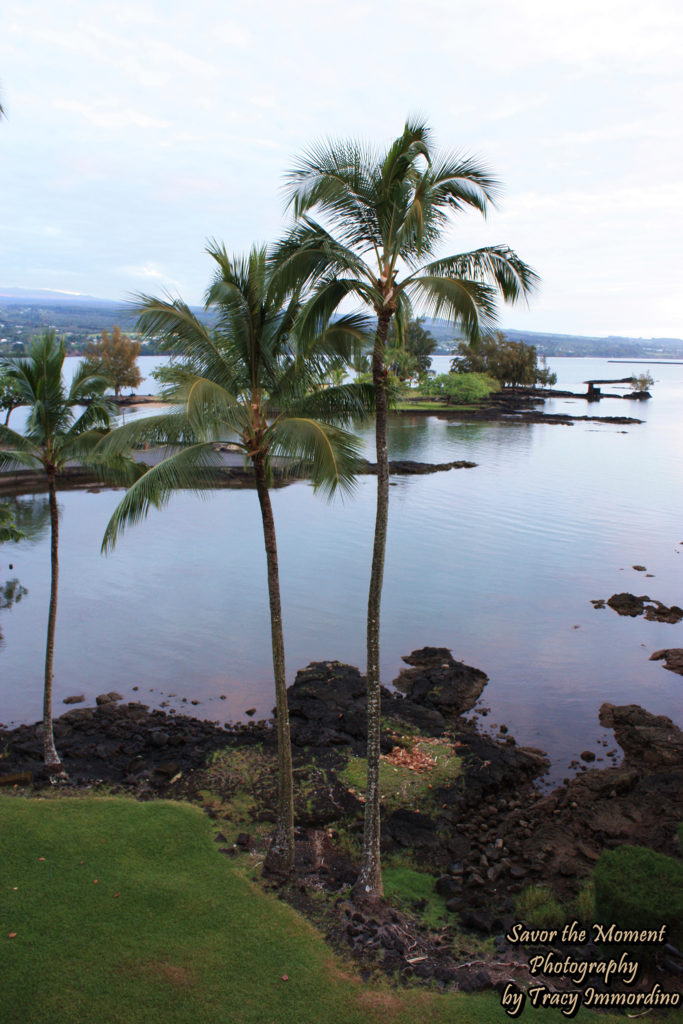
[593,845,683,949]
[418,372,498,403]
[515,885,565,930]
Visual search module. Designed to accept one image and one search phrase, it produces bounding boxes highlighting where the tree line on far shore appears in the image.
[0,321,558,427]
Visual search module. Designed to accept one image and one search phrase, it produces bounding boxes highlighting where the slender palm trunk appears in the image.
[353,308,393,900]
[43,469,62,771]
[253,452,295,875]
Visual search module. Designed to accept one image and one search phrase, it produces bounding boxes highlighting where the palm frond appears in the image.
[383,118,430,170]
[182,375,249,438]
[288,380,375,424]
[283,137,380,235]
[0,332,143,492]
[271,218,375,293]
[426,152,500,213]
[390,292,414,349]
[93,409,201,458]
[67,361,112,404]
[295,279,377,347]
[413,247,539,304]
[50,425,130,469]
[305,312,376,363]
[266,417,362,498]
[55,431,143,487]
[60,397,114,447]
[101,442,223,553]
[134,296,228,374]
[0,422,43,471]
[405,275,499,341]
[82,452,144,488]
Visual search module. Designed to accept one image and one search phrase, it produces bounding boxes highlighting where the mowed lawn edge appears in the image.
[0,794,631,1024]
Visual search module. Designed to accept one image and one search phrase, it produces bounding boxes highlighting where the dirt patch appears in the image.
[325,963,361,987]
[133,962,195,989]
[355,989,406,1017]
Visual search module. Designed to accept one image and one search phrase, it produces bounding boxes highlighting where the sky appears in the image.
[1,0,682,338]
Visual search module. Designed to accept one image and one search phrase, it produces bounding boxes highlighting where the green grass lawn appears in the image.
[393,399,481,412]
[0,795,641,1024]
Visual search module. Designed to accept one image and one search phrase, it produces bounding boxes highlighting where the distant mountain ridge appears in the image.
[1,292,681,359]
[419,318,683,358]
[0,291,207,352]
[0,287,114,305]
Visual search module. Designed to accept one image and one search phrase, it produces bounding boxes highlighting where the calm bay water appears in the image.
[2,356,682,781]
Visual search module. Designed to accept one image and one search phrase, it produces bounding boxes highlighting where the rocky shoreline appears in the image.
[0,388,643,497]
[0,455,478,497]
[2,649,681,899]
[2,647,681,992]
[399,388,644,425]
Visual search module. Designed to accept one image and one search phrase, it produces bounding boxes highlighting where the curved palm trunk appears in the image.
[43,469,62,772]
[353,308,393,900]
[253,453,295,875]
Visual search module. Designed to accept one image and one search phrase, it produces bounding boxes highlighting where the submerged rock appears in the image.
[606,592,649,616]
[605,592,683,623]
[650,648,683,676]
[644,602,683,623]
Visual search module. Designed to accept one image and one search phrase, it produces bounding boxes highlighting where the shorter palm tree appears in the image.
[100,243,370,873]
[0,331,134,772]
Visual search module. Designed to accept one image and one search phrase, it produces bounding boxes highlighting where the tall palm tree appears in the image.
[275,118,539,899]
[100,243,370,874]
[0,331,131,773]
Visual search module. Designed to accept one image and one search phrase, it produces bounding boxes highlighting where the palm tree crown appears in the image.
[100,243,371,872]
[276,117,538,338]
[0,331,116,472]
[276,118,539,900]
[101,245,369,537]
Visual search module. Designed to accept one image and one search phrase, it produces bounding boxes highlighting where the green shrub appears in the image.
[515,885,565,930]
[593,845,683,949]
[418,372,498,403]
[630,372,654,391]
[569,880,596,926]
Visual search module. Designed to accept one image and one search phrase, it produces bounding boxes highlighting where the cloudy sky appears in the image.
[1,0,682,337]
